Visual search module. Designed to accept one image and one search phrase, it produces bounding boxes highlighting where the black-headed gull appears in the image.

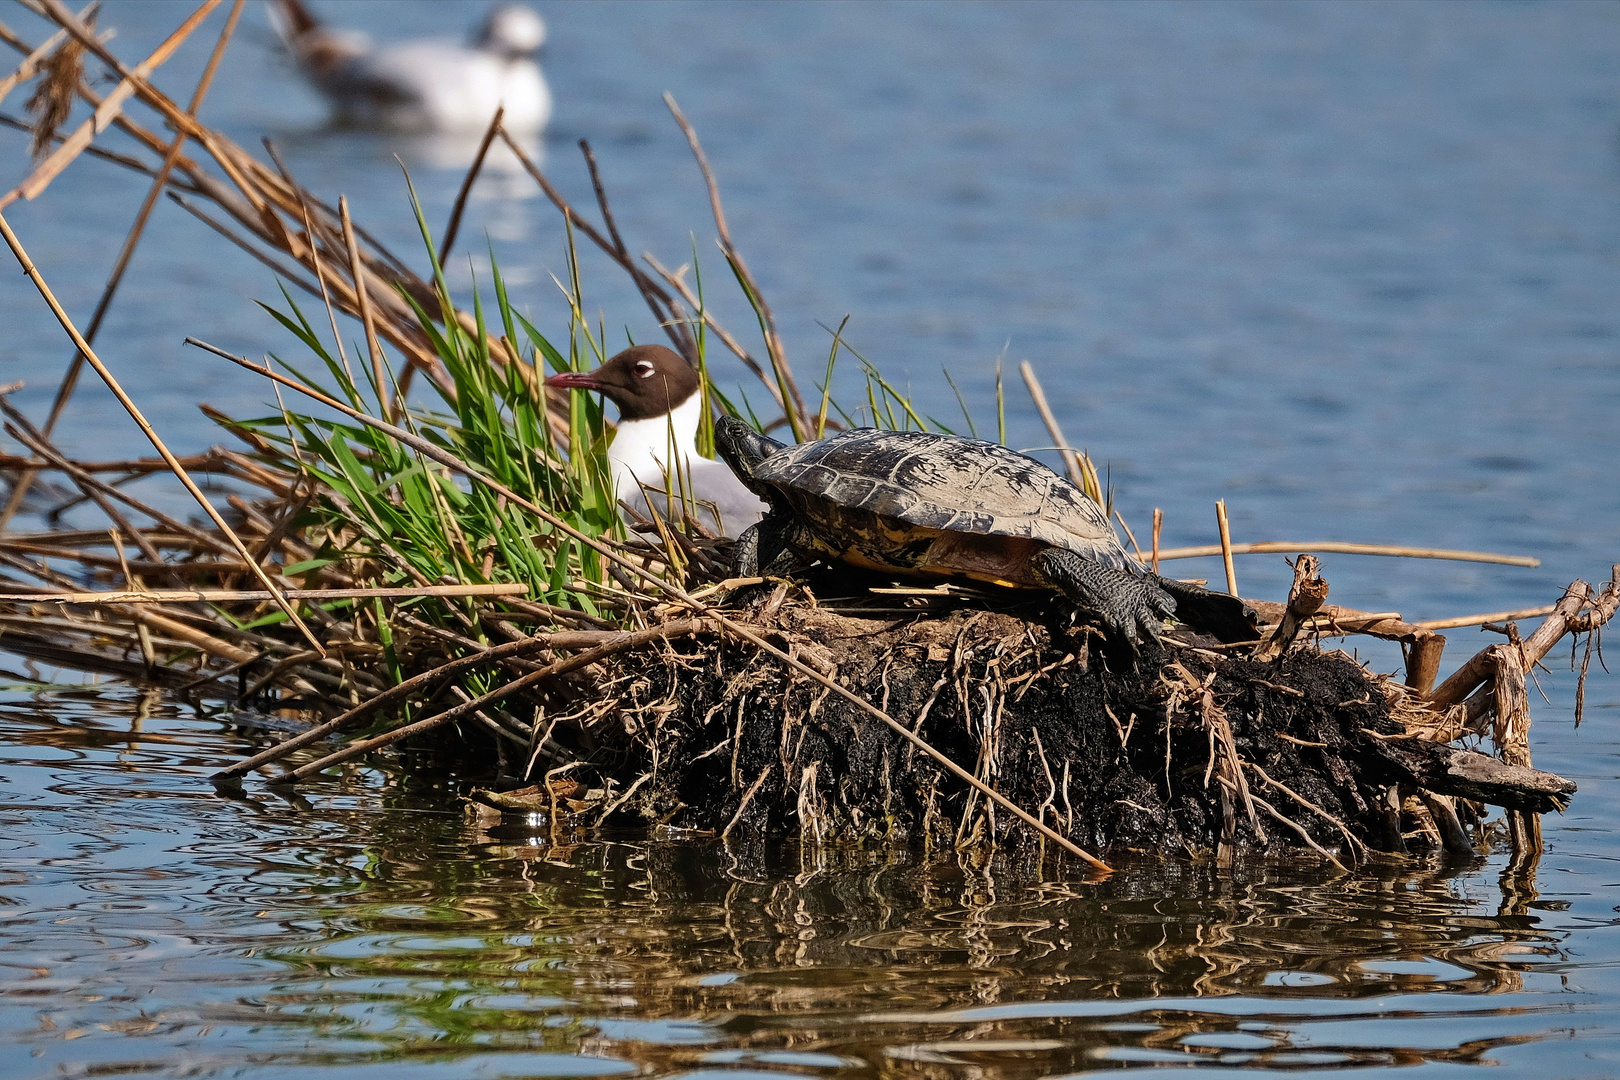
[545,346,769,538]
[270,0,552,134]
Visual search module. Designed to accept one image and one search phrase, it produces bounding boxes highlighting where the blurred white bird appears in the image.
[268,0,552,135]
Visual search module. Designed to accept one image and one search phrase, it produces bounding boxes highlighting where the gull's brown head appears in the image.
[543,345,699,421]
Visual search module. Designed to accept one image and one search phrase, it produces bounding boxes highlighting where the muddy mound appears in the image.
[599,603,1570,863]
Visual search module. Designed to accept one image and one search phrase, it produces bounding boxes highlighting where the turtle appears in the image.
[713,416,1257,647]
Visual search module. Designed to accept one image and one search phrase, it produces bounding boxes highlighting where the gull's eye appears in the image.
[634,361,655,379]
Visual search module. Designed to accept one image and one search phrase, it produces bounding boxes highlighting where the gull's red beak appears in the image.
[543,370,602,390]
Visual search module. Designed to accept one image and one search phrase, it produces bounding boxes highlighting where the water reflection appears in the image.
[272,125,545,196]
[235,837,1577,1075]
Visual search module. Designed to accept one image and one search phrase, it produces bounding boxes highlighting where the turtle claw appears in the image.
[1030,548,1175,651]
[1150,575,1259,644]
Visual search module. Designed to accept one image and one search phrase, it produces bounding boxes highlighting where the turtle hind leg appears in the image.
[1030,548,1175,649]
[1151,575,1259,644]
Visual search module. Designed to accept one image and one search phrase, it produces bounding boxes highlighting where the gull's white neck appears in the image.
[608,393,704,499]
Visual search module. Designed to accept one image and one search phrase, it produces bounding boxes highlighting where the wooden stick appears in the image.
[195,338,1110,871]
[0,211,323,652]
[1215,500,1237,596]
[1155,540,1538,568]
[1405,633,1447,696]
[1254,554,1327,662]
[0,583,529,604]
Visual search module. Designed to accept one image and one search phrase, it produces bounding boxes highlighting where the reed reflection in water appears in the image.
[0,687,1599,1078]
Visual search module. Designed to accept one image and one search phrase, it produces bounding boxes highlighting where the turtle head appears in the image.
[714,416,784,496]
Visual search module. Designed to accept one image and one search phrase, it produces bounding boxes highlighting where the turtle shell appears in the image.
[752,428,1134,579]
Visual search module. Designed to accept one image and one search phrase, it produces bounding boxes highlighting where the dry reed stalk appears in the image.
[3,4,463,405]
[12,1,800,455]
[663,93,810,438]
[1155,540,1539,567]
[44,0,241,433]
[1018,360,1100,499]
[338,196,388,418]
[0,583,530,604]
[20,6,82,159]
[439,105,502,266]
[1215,500,1237,596]
[7,0,221,204]
[0,18,72,106]
[496,132,709,377]
[0,450,235,475]
[1416,606,1558,630]
[1,0,244,531]
[642,251,784,409]
[0,211,322,650]
[0,111,177,181]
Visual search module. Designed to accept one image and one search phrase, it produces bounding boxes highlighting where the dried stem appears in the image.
[1155,540,1538,567]
[1,583,529,604]
[1215,500,1237,596]
[439,104,502,264]
[6,0,221,206]
[663,92,809,437]
[0,211,321,650]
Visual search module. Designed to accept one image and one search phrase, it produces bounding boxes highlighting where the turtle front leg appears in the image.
[733,521,765,577]
[1031,548,1176,648]
[733,511,802,578]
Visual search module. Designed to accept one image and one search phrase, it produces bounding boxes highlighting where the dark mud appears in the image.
[571,601,1553,862]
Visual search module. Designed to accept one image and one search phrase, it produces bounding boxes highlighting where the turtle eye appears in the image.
[633,361,655,379]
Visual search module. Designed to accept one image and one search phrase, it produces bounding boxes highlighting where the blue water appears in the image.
[1,1,1620,1076]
